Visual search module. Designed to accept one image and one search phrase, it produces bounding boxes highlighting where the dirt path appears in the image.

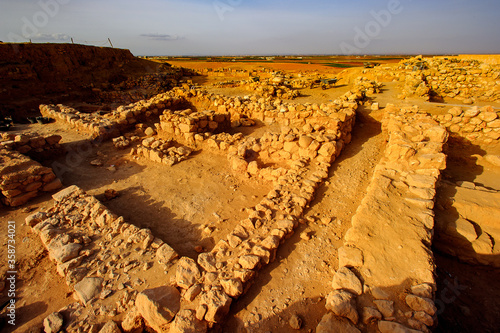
[222,109,385,332]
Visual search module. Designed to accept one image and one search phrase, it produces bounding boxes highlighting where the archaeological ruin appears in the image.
[1,44,500,333]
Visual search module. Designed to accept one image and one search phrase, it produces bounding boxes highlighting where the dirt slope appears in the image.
[0,43,172,120]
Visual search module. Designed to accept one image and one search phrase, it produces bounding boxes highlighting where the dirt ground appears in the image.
[1,54,500,332]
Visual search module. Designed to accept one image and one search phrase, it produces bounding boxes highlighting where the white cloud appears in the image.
[140,33,184,41]
[31,33,71,41]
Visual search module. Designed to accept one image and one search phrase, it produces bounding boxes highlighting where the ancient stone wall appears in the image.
[173,86,359,129]
[0,148,62,206]
[1,132,64,161]
[40,94,186,140]
[198,68,251,78]
[40,104,121,141]
[158,109,231,137]
[317,105,449,333]
[40,83,366,147]
[396,56,500,102]
[26,88,361,332]
[131,137,193,166]
[433,105,500,144]
[27,185,179,332]
[150,88,358,185]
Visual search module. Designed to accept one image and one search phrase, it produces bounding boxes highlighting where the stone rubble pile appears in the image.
[210,80,243,88]
[432,105,500,144]
[112,136,133,149]
[353,77,383,95]
[399,72,431,100]
[197,67,251,78]
[318,104,449,333]
[1,132,64,160]
[243,78,300,100]
[209,77,300,100]
[0,148,62,206]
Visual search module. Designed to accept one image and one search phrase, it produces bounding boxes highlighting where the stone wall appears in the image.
[27,185,180,332]
[28,88,360,332]
[1,132,64,161]
[40,94,186,141]
[151,87,358,185]
[198,67,252,78]
[172,86,360,129]
[158,109,231,137]
[0,148,62,206]
[39,83,367,146]
[40,104,121,141]
[163,96,357,329]
[131,137,193,166]
[433,105,500,144]
[317,105,449,333]
[242,79,300,99]
[396,56,500,103]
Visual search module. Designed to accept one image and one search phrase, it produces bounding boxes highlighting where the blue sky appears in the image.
[1,0,499,56]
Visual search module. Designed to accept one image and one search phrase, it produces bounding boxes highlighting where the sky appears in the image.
[1,0,500,56]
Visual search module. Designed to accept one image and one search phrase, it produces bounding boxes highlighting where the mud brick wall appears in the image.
[318,105,449,333]
[1,132,64,161]
[433,105,500,144]
[0,148,62,206]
